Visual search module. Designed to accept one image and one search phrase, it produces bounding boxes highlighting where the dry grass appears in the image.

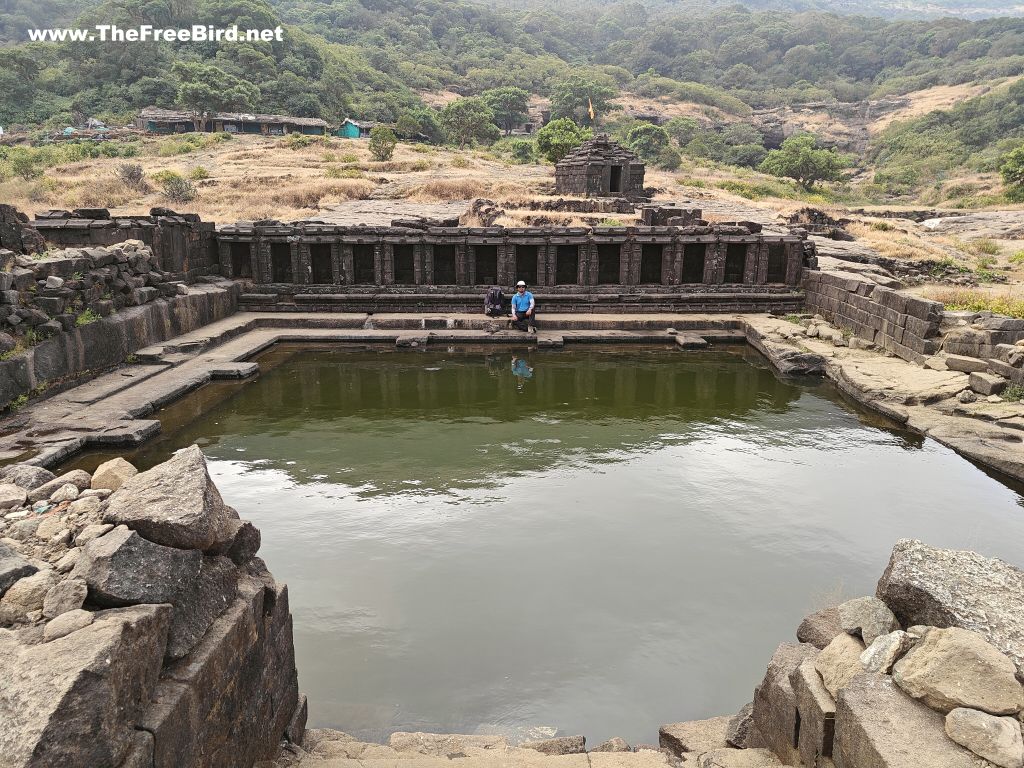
[923,287,1024,318]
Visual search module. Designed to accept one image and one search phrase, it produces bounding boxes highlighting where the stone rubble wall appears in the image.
[659,539,1024,768]
[803,268,942,364]
[0,241,239,410]
[0,447,304,768]
[31,208,219,283]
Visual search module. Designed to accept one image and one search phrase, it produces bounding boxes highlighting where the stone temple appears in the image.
[555,135,645,198]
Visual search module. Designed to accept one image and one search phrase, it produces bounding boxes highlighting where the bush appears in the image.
[368,126,398,161]
[188,166,210,180]
[759,135,847,190]
[115,163,146,189]
[75,309,100,326]
[158,172,197,203]
[625,123,671,163]
[656,147,682,170]
[325,166,365,179]
[284,133,315,151]
[507,139,536,164]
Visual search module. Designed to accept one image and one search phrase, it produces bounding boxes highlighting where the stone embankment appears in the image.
[0,240,238,410]
[0,446,303,768]
[659,539,1024,767]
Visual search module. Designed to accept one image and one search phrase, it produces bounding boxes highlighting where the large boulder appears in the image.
[877,539,1024,675]
[71,525,201,607]
[892,627,1023,715]
[104,446,237,552]
[752,643,818,765]
[834,673,991,768]
[797,605,843,650]
[945,707,1024,768]
[838,596,899,646]
[90,457,138,492]
[0,570,60,615]
[0,483,27,510]
[0,542,37,597]
[0,604,171,768]
[0,464,55,491]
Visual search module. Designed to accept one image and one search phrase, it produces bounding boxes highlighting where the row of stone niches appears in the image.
[217,238,801,287]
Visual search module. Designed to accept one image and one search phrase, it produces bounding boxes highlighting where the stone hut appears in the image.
[555,135,645,198]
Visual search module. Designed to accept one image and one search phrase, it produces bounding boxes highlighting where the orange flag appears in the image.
[588,97,595,122]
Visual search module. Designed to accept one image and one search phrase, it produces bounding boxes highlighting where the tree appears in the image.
[395,114,422,140]
[625,123,671,163]
[482,86,530,135]
[535,118,592,163]
[665,117,699,147]
[1000,144,1024,200]
[368,126,398,161]
[440,97,498,148]
[550,76,617,127]
[172,62,259,125]
[759,135,846,190]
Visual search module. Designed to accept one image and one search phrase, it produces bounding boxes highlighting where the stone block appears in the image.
[945,354,990,373]
[0,543,38,597]
[833,673,988,768]
[752,642,818,765]
[138,680,200,768]
[815,633,866,698]
[797,606,843,649]
[969,371,1007,396]
[790,658,836,768]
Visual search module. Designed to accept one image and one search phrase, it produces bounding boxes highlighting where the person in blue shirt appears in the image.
[509,280,537,333]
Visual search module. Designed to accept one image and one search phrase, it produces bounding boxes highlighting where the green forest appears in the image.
[1,0,1024,202]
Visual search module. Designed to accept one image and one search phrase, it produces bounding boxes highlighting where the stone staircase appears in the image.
[265,729,784,768]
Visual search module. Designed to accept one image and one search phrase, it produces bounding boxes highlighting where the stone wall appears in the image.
[803,268,942,364]
[0,447,303,767]
[0,242,239,409]
[32,209,218,283]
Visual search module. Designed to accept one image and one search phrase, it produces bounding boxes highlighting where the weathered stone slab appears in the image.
[0,604,171,768]
[27,470,91,503]
[834,673,991,768]
[0,483,27,509]
[752,642,818,766]
[791,658,836,768]
[892,626,1023,715]
[877,539,1024,676]
[859,630,916,674]
[104,445,238,552]
[522,736,586,755]
[970,371,1008,396]
[71,525,202,607]
[725,702,755,749]
[659,717,730,756]
[42,576,87,619]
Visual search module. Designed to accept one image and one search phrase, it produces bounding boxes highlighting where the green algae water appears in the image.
[67,344,1024,745]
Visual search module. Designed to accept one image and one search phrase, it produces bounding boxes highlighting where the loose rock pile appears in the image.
[660,539,1024,767]
[0,446,301,768]
[0,240,188,350]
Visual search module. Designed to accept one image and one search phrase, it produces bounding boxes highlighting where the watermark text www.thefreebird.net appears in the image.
[27,25,284,43]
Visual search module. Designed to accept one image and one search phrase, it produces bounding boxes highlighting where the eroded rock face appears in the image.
[521,736,586,755]
[0,604,171,768]
[945,707,1024,768]
[592,737,631,753]
[877,539,1024,675]
[838,596,899,646]
[71,525,201,607]
[104,446,238,552]
[892,627,1023,715]
[164,555,238,660]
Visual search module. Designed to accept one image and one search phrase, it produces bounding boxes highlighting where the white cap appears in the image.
[516,280,526,286]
